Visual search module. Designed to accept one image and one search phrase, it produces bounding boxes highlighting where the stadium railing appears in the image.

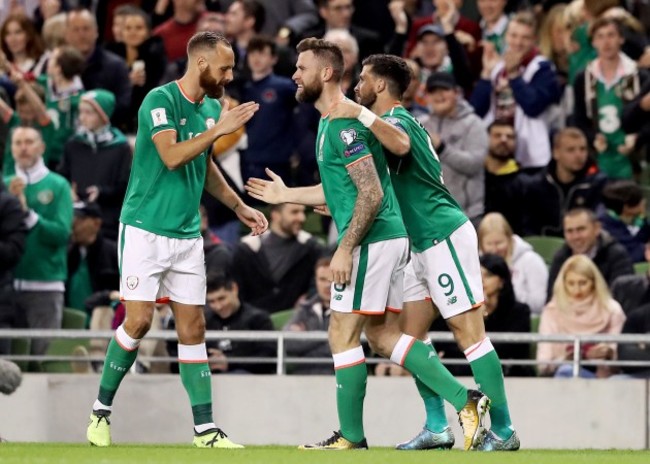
[0,329,649,377]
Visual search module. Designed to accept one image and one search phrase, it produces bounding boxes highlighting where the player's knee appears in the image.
[176,319,206,345]
[365,328,391,358]
[124,316,152,339]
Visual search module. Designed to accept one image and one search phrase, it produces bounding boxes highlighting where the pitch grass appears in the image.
[1,444,650,464]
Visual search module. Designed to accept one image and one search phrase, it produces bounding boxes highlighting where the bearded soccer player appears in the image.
[246,38,489,451]
[327,54,519,451]
[86,31,267,448]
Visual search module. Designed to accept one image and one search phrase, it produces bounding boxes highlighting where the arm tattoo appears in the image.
[340,155,384,250]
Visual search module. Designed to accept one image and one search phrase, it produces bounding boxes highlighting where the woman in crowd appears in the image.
[0,13,46,77]
[537,255,626,378]
[106,6,166,133]
[478,212,548,314]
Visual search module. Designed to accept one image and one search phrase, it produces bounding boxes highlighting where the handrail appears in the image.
[1,329,649,377]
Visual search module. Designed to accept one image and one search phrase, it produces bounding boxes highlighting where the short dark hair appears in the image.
[206,273,236,293]
[56,46,85,80]
[564,207,598,224]
[187,31,231,56]
[602,181,644,215]
[315,256,331,271]
[362,54,412,99]
[487,119,515,133]
[238,0,266,33]
[247,35,276,56]
[296,37,344,83]
[118,5,152,31]
[589,17,623,40]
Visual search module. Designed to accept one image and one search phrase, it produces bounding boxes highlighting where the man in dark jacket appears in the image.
[598,180,650,263]
[521,128,607,237]
[547,208,634,300]
[611,244,650,316]
[284,256,332,375]
[231,203,325,313]
[618,302,650,378]
[167,273,275,374]
[66,202,119,314]
[0,181,26,354]
[65,9,132,129]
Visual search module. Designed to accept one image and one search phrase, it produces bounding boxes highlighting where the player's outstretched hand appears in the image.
[216,99,259,135]
[313,204,331,216]
[236,204,268,236]
[244,168,288,204]
[328,99,362,121]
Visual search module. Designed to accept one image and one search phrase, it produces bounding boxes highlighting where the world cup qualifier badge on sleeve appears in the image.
[340,129,366,158]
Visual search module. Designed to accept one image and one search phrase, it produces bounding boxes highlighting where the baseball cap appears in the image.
[417,24,445,39]
[73,201,102,219]
[425,72,457,92]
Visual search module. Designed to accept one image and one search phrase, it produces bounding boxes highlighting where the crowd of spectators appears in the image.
[0,0,650,378]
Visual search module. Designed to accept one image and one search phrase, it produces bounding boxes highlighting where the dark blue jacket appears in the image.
[470,60,562,118]
[241,73,297,166]
[598,212,650,263]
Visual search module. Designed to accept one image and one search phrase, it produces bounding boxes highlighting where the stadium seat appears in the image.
[62,307,88,329]
[10,338,31,371]
[634,262,650,275]
[522,236,565,265]
[270,309,294,330]
[303,212,324,238]
[530,315,541,359]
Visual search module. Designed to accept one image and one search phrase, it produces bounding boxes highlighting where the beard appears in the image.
[356,90,377,109]
[296,79,323,103]
[199,66,225,99]
[488,145,514,160]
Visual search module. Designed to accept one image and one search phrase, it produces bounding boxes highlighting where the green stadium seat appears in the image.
[522,236,565,265]
[62,307,88,329]
[10,337,31,371]
[270,309,294,330]
[40,339,91,373]
[529,315,541,359]
[634,262,650,275]
[303,212,324,237]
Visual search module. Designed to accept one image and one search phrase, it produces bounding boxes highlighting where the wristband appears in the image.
[357,106,377,128]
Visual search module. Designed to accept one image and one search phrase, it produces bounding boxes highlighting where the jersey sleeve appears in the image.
[139,89,177,139]
[381,114,408,133]
[328,119,374,167]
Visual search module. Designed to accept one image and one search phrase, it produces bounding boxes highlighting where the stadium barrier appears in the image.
[1,329,649,375]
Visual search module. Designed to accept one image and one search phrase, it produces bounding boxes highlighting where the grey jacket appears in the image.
[420,100,488,222]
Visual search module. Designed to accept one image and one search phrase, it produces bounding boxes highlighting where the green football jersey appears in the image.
[316,115,406,246]
[120,81,221,238]
[382,105,467,252]
[38,75,82,166]
[595,80,630,179]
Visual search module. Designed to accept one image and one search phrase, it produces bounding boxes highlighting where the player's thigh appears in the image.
[330,237,409,315]
[416,221,484,320]
[400,299,437,340]
[119,223,169,302]
[171,301,206,345]
[162,237,206,306]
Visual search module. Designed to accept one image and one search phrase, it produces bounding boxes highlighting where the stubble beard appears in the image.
[200,66,225,99]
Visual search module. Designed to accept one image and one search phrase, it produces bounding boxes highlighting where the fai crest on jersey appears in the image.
[37,190,54,205]
[339,129,357,145]
[206,118,215,129]
[151,108,168,127]
[126,276,139,290]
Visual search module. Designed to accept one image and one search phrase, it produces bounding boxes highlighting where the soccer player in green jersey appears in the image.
[86,31,268,449]
[246,38,489,451]
[328,54,519,451]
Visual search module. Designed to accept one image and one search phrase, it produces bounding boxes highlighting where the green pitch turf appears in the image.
[1,444,649,464]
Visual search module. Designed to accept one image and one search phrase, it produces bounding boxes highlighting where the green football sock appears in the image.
[333,346,367,443]
[178,344,214,427]
[394,335,467,412]
[413,341,448,433]
[97,327,139,407]
[466,339,513,439]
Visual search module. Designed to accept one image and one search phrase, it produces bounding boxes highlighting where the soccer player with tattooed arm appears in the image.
[246,38,489,451]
